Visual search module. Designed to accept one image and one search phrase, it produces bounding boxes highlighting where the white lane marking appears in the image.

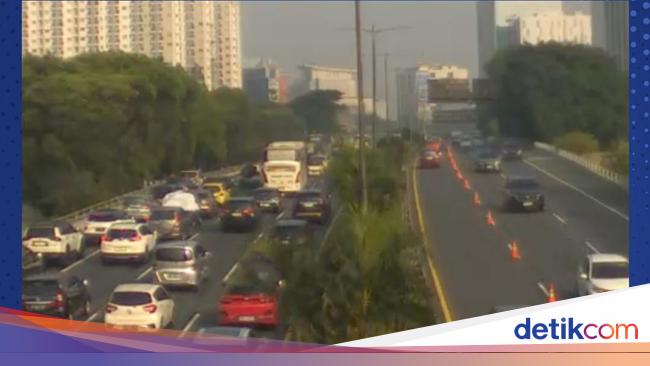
[527,156,553,162]
[223,263,239,284]
[585,241,601,254]
[537,282,549,296]
[524,159,629,222]
[136,266,153,280]
[87,311,101,322]
[178,313,201,338]
[255,232,264,241]
[61,249,100,272]
[276,211,286,220]
[552,213,567,225]
[188,233,199,240]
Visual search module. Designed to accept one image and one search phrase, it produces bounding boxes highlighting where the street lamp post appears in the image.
[380,53,390,137]
[354,0,368,212]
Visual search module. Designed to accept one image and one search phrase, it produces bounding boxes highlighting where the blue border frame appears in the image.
[1,0,21,308]
[3,1,645,305]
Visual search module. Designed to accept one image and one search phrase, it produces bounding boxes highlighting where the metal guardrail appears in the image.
[534,142,628,190]
[23,165,244,230]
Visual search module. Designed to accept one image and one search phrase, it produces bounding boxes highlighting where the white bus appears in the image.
[261,141,308,193]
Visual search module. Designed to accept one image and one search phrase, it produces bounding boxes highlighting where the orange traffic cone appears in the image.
[456,171,463,181]
[463,179,471,190]
[547,283,558,303]
[486,210,496,227]
[509,241,522,261]
[473,192,481,206]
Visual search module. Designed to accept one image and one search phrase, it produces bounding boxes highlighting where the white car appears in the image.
[101,222,157,264]
[105,284,175,330]
[22,221,84,264]
[83,209,132,243]
[577,254,629,296]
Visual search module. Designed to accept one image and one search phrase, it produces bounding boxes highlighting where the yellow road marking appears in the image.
[411,166,454,322]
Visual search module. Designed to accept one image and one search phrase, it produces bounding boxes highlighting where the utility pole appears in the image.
[380,53,390,137]
[354,0,368,212]
[337,25,411,146]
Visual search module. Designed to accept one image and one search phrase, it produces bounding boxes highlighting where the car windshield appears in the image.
[226,285,268,296]
[110,291,152,306]
[254,189,277,199]
[296,192,321,201]
[156,248,194,262]
[479,151,499,159]
[25,227,55,239]
[308,156,325,165]
[592,262,628,279]
[273,225,301,238]
[506,179,539,190]
[23,279,59,297]
[150,210,176,220]
[107,229,138,240]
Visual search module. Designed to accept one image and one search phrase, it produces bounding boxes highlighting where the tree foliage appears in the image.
[483,43,628,146]
[22,53,312,216]
[290,90,344,135]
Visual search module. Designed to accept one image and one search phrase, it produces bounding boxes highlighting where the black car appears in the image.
[221,197,260,232]
[501,143,524,161]
[502,176,544,212]
[22,247,45,275]
[253,187,281,213]
[23,273,91,320]
[271,219,313,246]
[191,189,219,218]
[292,190,331,225]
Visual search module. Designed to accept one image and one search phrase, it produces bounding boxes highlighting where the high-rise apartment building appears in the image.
[22,1,241,90]
[594,1,628,72]
[503,11,592,47]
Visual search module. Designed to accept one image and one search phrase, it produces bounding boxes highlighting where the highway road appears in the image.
[34,175,331,340]
[416,124,628,320]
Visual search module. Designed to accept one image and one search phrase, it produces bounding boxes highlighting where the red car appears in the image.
[218,284,280,328]
[418,150,441,169]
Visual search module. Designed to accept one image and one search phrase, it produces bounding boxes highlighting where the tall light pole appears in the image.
[354,0,368,212]
[337,25,411,147]
[379,53,390,137]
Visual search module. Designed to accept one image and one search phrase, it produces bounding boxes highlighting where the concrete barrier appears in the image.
[534,142,628,191]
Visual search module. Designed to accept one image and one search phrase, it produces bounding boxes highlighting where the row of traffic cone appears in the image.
[446,144,557,303]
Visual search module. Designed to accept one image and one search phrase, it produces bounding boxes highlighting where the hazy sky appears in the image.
[241,1,480,111]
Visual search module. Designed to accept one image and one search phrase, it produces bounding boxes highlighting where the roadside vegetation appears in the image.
[23,53,341,216]
[222,134,435,344]
[480,43,629,175]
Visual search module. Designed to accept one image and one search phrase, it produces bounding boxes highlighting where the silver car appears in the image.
[153,241,211,291]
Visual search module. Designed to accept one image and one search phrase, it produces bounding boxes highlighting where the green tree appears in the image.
[485,43,628,146]
[290,90,344,134]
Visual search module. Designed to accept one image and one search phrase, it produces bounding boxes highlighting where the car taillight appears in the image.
[174,213,181,226]
[105,304,117,313]
[142,304,157,313]
[129,235,142,242]
[101,235,110,242]
[51,290,64,308]
[52,237,62,242]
